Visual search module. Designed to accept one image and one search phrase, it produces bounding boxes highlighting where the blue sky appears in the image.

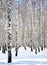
[5,0,47,6]
[45,0,47,5]
[21,0,47,5]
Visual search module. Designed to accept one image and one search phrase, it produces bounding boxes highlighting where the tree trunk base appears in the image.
[2,46,5,53]
[35,48,37,54]
[41,46,43,51]
[8,51,12,63]
[5,45,7,51]
[24,47,26,50]
[38,47,40,52]
[15,48,18,56]
[0,46,1,50]
[31,46,33,51]
[8,56,12,63]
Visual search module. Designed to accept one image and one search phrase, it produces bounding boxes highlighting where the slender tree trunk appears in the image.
[7,0,12,63]
[15,0,19,56]
[0,46,1,50]
[39,0,44,51]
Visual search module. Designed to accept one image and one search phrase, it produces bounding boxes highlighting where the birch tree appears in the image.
[21,0,28,50]
[14,0,20,56]
[7,0,13,63]
[44,5,47,48]
[39,0,44,50]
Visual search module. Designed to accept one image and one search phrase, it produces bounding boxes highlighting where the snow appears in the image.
[0,46,47,65]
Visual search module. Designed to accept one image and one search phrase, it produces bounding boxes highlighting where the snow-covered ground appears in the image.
[0,46,47,65]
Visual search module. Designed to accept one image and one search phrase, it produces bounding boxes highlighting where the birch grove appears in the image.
[0,0,47,63]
